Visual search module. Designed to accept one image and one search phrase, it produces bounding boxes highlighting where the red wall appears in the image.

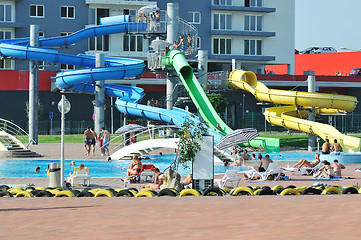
[0,70,56,91]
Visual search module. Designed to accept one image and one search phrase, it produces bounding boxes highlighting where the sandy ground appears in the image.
[1,143,361,239]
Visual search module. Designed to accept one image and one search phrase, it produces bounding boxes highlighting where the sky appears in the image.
[295,0,361,52]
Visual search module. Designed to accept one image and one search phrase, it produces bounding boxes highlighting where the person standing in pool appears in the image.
[83,126,92,156]
[322,139,331,154]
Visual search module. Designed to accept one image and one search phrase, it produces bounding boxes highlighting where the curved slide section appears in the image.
[164,50,280,152]
[229,70,360,152]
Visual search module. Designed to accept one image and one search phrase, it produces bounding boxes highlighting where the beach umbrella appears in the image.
[138,5,159,15]
[215,128,259,150]
[149,37,171,51]
[115,124,146,134]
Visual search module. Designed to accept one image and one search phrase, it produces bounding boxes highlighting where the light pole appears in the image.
[58,94,71,188]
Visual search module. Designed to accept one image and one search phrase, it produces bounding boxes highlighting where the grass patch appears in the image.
[38,135,83,143]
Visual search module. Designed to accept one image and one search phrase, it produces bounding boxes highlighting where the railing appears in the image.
[107,124,181,156]
[0,118,34,148]
[207,71,229,90]
[178,18,198,55]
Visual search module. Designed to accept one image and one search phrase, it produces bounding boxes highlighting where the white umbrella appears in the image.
[216,128,259,150]
[115,124,146,134]
[149,37,171,51]
[138,5,159,15]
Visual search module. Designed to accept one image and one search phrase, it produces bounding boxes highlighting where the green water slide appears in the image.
[164,49,280,152]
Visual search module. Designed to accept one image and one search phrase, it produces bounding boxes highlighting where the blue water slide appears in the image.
[0,15,223,141]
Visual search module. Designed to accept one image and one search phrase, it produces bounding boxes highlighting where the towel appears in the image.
[313,177,345,181]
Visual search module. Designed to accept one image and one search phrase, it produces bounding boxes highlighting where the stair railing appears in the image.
[0,118,34,149]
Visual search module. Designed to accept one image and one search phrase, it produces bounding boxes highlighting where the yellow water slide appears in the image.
[228,70,360,152]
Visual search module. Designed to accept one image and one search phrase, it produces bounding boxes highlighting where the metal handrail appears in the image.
[106,125,181,155]
[0,118,34,148]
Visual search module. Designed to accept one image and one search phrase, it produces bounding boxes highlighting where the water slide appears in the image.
[0,15,221,140]
[228,70,361,152]
[164,50,280,152]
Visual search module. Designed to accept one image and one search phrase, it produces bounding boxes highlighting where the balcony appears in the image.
[210,54,275,61]
[85,0,156,6]
[211,5,276,13]
[211,30,275,37]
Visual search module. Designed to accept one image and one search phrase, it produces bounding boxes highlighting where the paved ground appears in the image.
[1,143,361,239]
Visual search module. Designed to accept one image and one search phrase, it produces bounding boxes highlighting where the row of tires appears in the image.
[0,184,359,198]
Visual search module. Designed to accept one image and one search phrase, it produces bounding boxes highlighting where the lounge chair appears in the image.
[246,162,282,181]
[140,164,156,182]
[214,169,242,188]
[284,162,323,176]
[67,167,91,186]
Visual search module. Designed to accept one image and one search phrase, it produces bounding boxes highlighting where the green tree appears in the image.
[208,94,227,113]
[25,100,44,120]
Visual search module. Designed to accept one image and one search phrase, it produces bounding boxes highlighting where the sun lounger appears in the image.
[214,169,242,188]
[67,167,90,186]
[284,162,323,176]
[245,163,282,181]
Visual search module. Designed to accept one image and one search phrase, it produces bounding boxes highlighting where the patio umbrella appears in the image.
[149,37,171,51]
[215,128,259,150]
[115,124,146,134]
[138,5,159,15]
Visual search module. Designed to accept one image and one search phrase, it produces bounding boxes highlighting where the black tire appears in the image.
[203,187,223,196]
[256,189,275,195]
[342,187,359,194]
[302,187,322,195]
[147,189,158,196]
[262,186,271,190]
[106,188,118,196]
[35,190,54,197]
[76,191,94,197]
[0,185,9,190]
[25,186,36,191]
[45,187,55,190]
[116,189,135,197]
[0,191,12,197]
[285,185,296,189]
[125,187,139,193]
[274,188,284,195]
[30,190,41,196]
[158,188,177,197]
[70,190,81,196]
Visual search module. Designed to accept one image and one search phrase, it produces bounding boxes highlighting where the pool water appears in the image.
[0,152,316,178]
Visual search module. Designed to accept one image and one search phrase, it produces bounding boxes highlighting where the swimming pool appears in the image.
[0,152,317,178]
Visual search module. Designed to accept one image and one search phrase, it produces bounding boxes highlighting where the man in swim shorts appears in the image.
[100,127,110,156]
[83,126,92,156]
[322,139,331,154]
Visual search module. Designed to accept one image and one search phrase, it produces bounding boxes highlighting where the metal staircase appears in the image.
[0,119,41,158]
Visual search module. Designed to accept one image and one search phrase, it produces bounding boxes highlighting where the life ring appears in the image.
[135,190,156,198]
[94,189,114,197]
[256,189,275,196]
[116,189,135,197]
[15,191,34,198]
[0,191,12,197]
[35,190,54,197]
[272,185,284,191]
[179,189,201,197]
[302,187,322,195]
[280,188,300,196]
[342,187,359,194]
[158,188,177,197]
[322,187,341,195]
[203,187,223,196]
[55,190,75,197]
[231,187,254,196]
[76,190,94,197]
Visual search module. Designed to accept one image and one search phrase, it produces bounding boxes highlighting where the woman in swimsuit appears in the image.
[293,153,320,168]
[127,155,142,177]
[140,168,163,190]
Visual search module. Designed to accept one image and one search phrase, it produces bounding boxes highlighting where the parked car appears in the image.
[299,46,337,54]
[349,68,361,76]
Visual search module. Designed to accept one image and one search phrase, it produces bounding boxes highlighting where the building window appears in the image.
[244,15,262,31]
[89,35,109,51]
[39,31,44,37]
[245,0,263,7]
[213,13,231,30]
[213,0,232,5]
[123,9,137,20]
[213,38,231,54]
[0,30,12,69]
[60,64,75,70]
[60,32,72,37]
[123,35,143,52]
[0,3,12,22]
[244,39,262,55]
[61,6,75,19]
[188,12,201,24]
[30,4,44,18]
[89,8,109,25]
